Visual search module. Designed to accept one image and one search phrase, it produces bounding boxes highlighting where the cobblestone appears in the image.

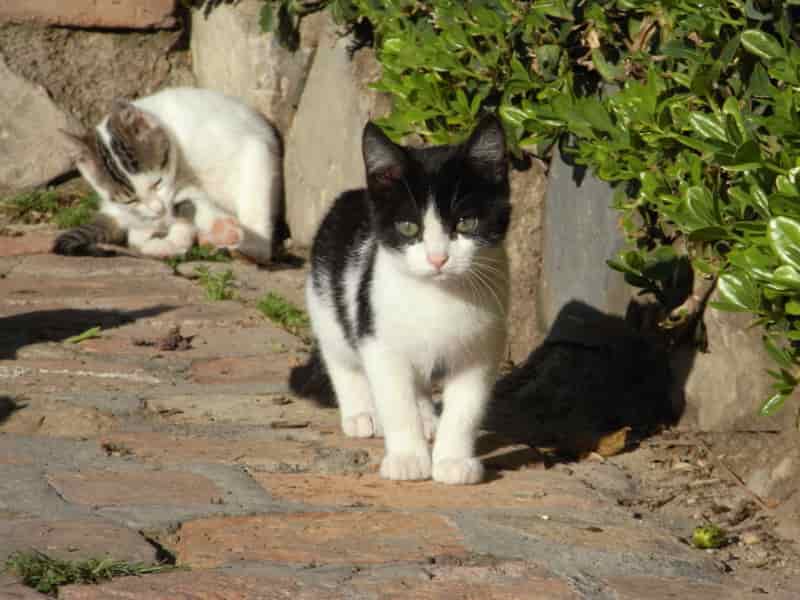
[0,229,797,598]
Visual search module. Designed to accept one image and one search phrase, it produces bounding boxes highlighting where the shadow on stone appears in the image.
[288,345,336,407]
[0,305,176,359]
[489,300,691,459]
[289,299,695,461]
[0,395,26,425]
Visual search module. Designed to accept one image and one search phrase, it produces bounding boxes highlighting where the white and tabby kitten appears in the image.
[55,87,282,264]
[307,116,511,484]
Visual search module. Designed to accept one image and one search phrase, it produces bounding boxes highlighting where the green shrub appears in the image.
[262,0,800,412]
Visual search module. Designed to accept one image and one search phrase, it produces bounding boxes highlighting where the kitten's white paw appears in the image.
[433,457,484,485]
[342,412,380,438]
[380,451,432,481]
[140,239,183,258]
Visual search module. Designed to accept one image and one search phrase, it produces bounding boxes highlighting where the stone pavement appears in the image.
[0,228,796,599]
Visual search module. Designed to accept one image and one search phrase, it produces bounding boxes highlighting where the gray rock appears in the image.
[505,159,548,363]
[283,17,391,247]
[0,24,195,130]
[673,296,796,431]
[190,0,325,136]
[538,147,634,343]
[0,53,82,194]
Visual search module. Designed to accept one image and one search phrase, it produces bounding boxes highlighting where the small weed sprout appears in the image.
[194,266,236,301]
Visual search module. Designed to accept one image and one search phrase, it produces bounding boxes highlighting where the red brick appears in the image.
[0,232,56,257]
[174,512,466,567]
[190,356,293,385]
[0,0,177,29]
[47,470,223,507]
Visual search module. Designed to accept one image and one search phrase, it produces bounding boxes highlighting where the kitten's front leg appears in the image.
[362,342,431,480]
[432,363,494,485]
[326,359,381,438]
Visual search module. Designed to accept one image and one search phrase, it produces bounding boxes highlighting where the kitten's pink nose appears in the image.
[427,254,449,270]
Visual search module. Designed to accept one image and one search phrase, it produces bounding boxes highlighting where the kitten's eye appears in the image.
[395,221,419,237]
[151,178,163,191]
[456,217,479,234]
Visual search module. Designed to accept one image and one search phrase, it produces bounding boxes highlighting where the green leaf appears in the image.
[688,113,728,142]
[259,3,273,33]
[64,326,102,344]
[776,175,799,197]
[717,271,759,311]
[684,186,717,228]
[591,49,624,82]
[768,217,800,270]
[772,265,800,289]
[763,336,793,368]
[785,300,800,315]
[741,30,786,60]
[760,393,788,416]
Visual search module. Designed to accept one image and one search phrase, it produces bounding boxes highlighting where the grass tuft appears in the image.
[194,266,236,301]
[164,244,232,270]
[4,550,181,597]
[257,292,310,339]
[0,189,99,228]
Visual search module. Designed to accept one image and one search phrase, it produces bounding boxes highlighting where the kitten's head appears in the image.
[63,100,177,219]
[362,115,511,281]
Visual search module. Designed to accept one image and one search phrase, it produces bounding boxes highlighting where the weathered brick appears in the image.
[47,470,223,507]
[488,512,694,559]
[0,232,57,257]
[174,512,466,567]
[605,575,798,600]
[352,561,582,600]
[0,1,178,30]
[98,432,317,471]
[59,570,308,600]
[0,518,157,563]
[256,471,601,511]
[190,356,294,385]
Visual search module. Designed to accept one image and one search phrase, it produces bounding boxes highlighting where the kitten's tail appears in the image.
[53,214,127,257]
[288,345,336,407]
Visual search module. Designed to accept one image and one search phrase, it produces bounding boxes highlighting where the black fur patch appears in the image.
[96,132,134,194]
[309,115,510,348]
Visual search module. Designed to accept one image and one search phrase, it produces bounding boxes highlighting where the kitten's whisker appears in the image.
[470,261,509,282]
[469,267,507,318]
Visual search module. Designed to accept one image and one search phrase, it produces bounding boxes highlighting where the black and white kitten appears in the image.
[307,116,511,484]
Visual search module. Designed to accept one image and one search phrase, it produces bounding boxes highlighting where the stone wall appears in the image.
[1,1,794,436]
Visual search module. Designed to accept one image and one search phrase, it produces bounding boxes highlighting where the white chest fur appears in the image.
[369,246,508,374]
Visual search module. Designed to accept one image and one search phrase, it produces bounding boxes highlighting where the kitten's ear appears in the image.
[464,114,508,183]
[111,99,160,141]
[362,122,406,188]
